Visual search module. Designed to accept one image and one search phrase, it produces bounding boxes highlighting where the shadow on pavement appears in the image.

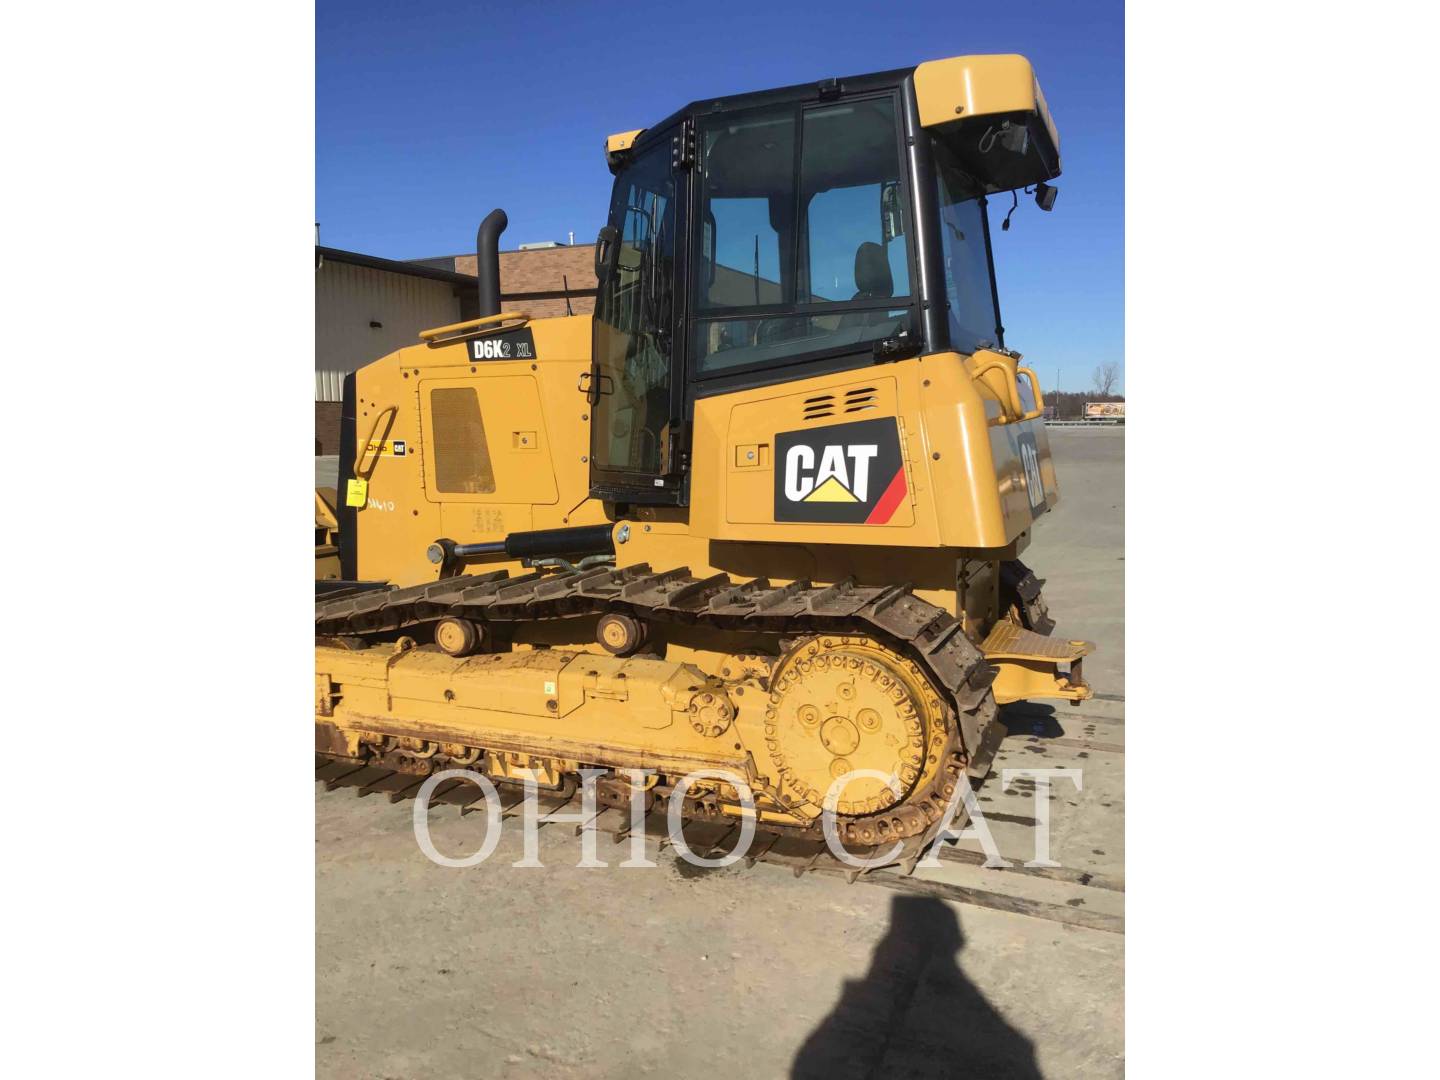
[792,895,1042,1079]
[999,702,1066,739]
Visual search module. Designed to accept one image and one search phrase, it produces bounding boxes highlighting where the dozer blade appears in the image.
[981,621,1093,706]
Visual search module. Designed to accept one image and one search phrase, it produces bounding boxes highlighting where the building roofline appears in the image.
[317,246,476,286]
[412,243,597,264]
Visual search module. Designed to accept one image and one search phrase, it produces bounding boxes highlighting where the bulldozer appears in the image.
[316,53,1091,870]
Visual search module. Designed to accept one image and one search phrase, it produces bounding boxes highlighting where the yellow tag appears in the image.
[345,478,368,507]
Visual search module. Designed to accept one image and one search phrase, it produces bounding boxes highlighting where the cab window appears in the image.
[694,96,912,376]
[934,136,1001,353]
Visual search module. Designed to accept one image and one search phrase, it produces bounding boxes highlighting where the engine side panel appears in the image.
[349,313,604,586]
[689,350,1057,551]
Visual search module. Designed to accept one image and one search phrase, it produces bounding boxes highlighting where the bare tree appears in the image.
[1091,361,1120,396]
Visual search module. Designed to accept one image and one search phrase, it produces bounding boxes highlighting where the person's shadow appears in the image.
[792,895,1043,1079]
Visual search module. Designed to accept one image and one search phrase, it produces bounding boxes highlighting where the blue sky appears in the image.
[318,0,1123,392]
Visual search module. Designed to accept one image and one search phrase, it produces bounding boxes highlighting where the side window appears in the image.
[805,183,911,302]
[697,110,795,312]
[592,138,677,479]
[703,197,783,307]
[694,96,912,376]
[933,137,1000,353]
[800,102,911,305]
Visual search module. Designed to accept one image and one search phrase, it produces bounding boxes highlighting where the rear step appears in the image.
[981,621,1093,706]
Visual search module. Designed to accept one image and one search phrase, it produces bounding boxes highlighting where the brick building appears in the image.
[421,242,599,320]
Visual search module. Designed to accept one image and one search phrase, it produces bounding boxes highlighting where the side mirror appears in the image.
[594,225,619,283]
[1035,182,1058,212]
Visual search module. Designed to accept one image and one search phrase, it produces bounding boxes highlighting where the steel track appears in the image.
[316,562,999,760]
[317,562,1007,854]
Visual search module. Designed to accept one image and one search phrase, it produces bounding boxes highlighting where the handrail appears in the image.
[1017,365,1045,422]
[969,354,1025,422]
[418,311,531,343]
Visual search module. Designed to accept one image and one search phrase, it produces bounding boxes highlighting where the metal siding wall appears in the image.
[315,260,463,400]
[315,370,344,401]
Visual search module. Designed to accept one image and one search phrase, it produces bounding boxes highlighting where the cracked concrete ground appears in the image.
[316,427,1124,1079]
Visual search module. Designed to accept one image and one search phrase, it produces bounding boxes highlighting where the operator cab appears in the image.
[588,54,1061,506]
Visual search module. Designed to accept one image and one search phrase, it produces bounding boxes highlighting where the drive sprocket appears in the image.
[763,635,959,847]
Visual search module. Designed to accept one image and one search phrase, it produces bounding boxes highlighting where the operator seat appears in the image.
[839,242,894,331]
[852,241,893,301]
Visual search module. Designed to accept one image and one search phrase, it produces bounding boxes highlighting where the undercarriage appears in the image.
[316,561,1088,872]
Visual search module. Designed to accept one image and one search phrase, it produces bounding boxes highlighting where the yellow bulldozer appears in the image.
[316,53,1091,870]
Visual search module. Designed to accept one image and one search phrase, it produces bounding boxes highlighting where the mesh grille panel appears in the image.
[430,387,496,494]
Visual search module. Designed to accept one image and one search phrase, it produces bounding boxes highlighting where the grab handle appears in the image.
[1017,366,1045,422]
[969,353,1026,423]
[418,311,530,343]
[353,404,398,477]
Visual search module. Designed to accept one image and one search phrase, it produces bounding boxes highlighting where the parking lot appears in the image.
[316,426,1125,1079]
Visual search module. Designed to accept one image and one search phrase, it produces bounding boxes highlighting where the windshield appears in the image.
[934,137,1002,353]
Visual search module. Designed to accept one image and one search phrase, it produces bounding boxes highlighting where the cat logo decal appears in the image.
[774,417,907,524]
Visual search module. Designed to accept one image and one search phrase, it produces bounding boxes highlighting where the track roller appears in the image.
[596,612,646,657]
[435,616,484,657]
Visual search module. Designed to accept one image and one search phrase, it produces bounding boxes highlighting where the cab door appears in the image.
[588,125,688,504]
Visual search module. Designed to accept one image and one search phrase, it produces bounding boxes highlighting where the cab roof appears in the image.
[605,53,1058,173]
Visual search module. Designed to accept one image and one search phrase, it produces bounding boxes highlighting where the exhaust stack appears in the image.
[475,208,507,317]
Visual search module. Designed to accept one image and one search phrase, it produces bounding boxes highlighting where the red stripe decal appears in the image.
[864,468,908,524]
